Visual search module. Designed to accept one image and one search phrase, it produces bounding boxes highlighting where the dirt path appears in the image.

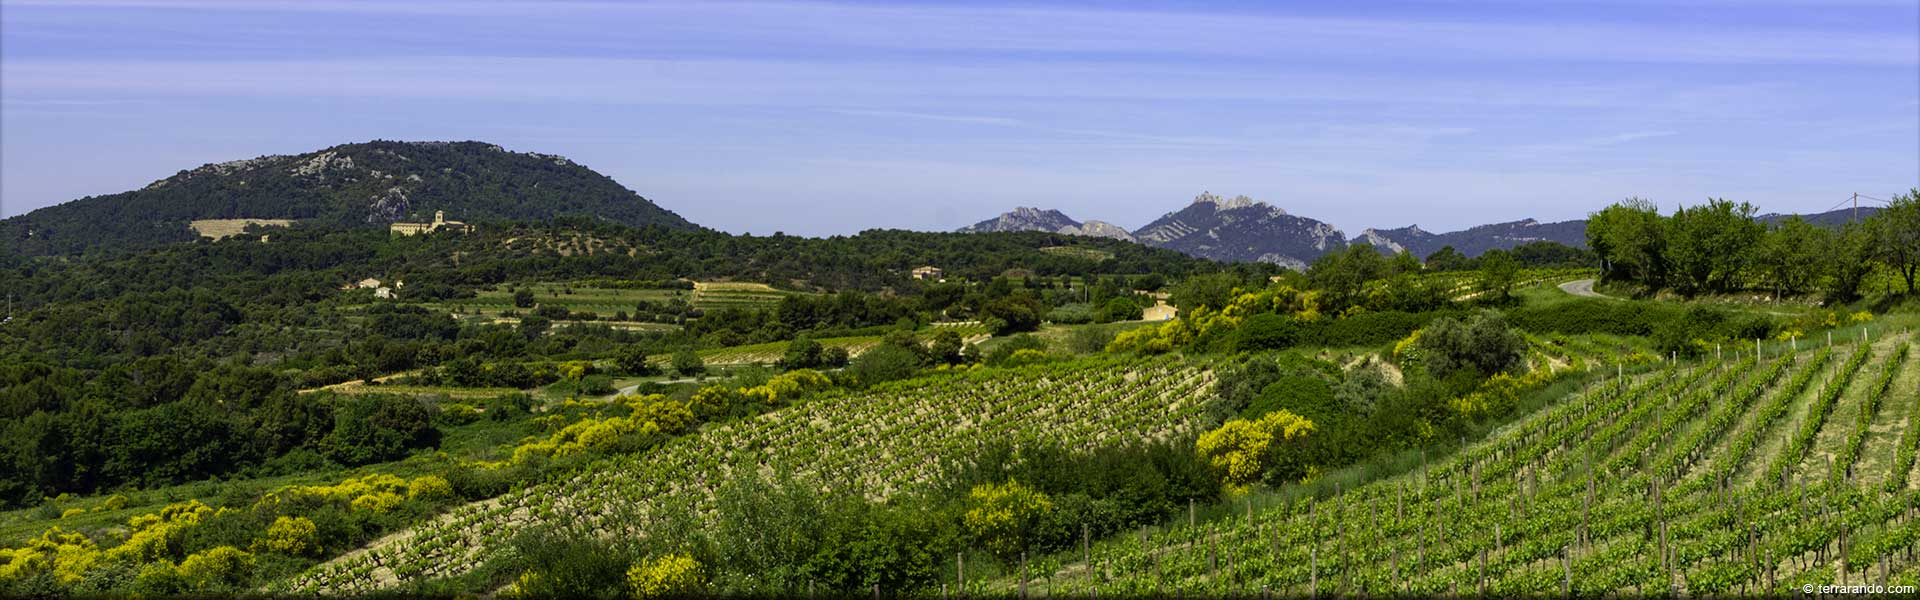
[1558,279,1612,299]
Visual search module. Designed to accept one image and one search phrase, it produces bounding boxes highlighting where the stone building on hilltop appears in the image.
[390,211,473,236]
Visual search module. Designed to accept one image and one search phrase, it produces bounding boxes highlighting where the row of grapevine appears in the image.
[281,356,1223,594]
[974,329,1915,597]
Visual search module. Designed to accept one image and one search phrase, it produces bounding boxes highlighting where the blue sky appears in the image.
[2,0,1916,237]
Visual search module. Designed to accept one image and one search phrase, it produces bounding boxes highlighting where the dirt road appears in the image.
[1558,279,1612,299]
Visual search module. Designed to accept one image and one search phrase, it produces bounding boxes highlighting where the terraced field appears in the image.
[980,326,1920,596]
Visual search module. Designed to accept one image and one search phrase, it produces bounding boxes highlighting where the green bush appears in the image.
[1235,314,1300,351]
[1299,310,1451,347]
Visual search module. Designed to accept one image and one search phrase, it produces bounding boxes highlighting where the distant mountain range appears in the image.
[958,195,1878,268]
[1,140,697,256]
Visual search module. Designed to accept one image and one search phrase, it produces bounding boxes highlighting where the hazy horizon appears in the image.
[3,0,1917,237]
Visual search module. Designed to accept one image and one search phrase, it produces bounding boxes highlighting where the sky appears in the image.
[2,0,1917,237]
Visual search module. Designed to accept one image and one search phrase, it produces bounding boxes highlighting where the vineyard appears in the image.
[437,281,793,319]
[972,326,1920,596]
[669,322,991,366]
[278,356,1222,594]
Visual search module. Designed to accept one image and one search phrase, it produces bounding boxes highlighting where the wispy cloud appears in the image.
[830,109,1025,127]
[1592,130,1680,145]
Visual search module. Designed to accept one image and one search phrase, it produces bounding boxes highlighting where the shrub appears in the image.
[1415,310,1526,379]
[1195,410,1315,488]
[847,344,922,387]
[176,546,253,591]
[256,516,318,556]
[626,554,704,598]
[1236,314,1299,351]
[1045,303,1095,325]
[406,476,454,502]
[963,481,1054,561]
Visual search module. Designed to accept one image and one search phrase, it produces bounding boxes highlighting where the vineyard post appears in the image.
[1082,523,1091,600]
[1310,546,1318,599]
[943,584,948,600]
[957,552,964,598]
[1190,499,1196,529]
[1477,549,1486,596]
[810,580,816,600]
[873,583,880,600]
[1561,545,1571,598]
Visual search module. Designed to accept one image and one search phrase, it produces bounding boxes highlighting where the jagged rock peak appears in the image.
[1191,191,1280,214]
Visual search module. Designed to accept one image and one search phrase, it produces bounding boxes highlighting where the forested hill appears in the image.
[0,140,698,257]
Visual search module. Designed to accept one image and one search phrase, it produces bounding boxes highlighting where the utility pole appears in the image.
[1854,192,1860,223]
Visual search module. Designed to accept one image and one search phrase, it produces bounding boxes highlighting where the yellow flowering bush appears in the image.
[1108,284,1323,353]
[0,527,99,585]
[176,546,253,590]
[406,475,454,501]
[254,516,318,556]
[625,554,704,598]
[1195,410,1315,488]
[107,500,214,563]
[962,481,1055,561]
[350,492,405,513]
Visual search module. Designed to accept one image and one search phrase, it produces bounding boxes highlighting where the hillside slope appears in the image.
[0,140,697,256]
[1132,192,1347,269]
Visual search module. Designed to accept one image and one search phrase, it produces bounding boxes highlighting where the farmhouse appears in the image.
[390,211,473,236]
[911,266,944,280]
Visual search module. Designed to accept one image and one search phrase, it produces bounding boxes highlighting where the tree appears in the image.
[821,346,851,368]
[927,330,964,365]
[1390,250,1423,275]
[846,344,921,387]
[670,350,705,378]
[517,315,551,340]
[1424,246,1471,272]
[982,297,1042,335]
[780,334,823,370]
[1756,217,1825,298]
[1665,198,1761,295]
[1170,273,1240,314]
[615,344,655,376]
[1824,223,1877,302]
[1415,310,1526,379]
[1874,190,1920,294]
[512,289,536,308]
[1095,297,1142,323]
[1476,249,1520,301]
[1307,244,1390,313]
[1587,198,1667,286]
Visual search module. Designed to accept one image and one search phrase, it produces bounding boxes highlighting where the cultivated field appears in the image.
[979,325,1920,596]
[189,218,294,239]
[435,282,793,319]
[281,356,1223,593]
